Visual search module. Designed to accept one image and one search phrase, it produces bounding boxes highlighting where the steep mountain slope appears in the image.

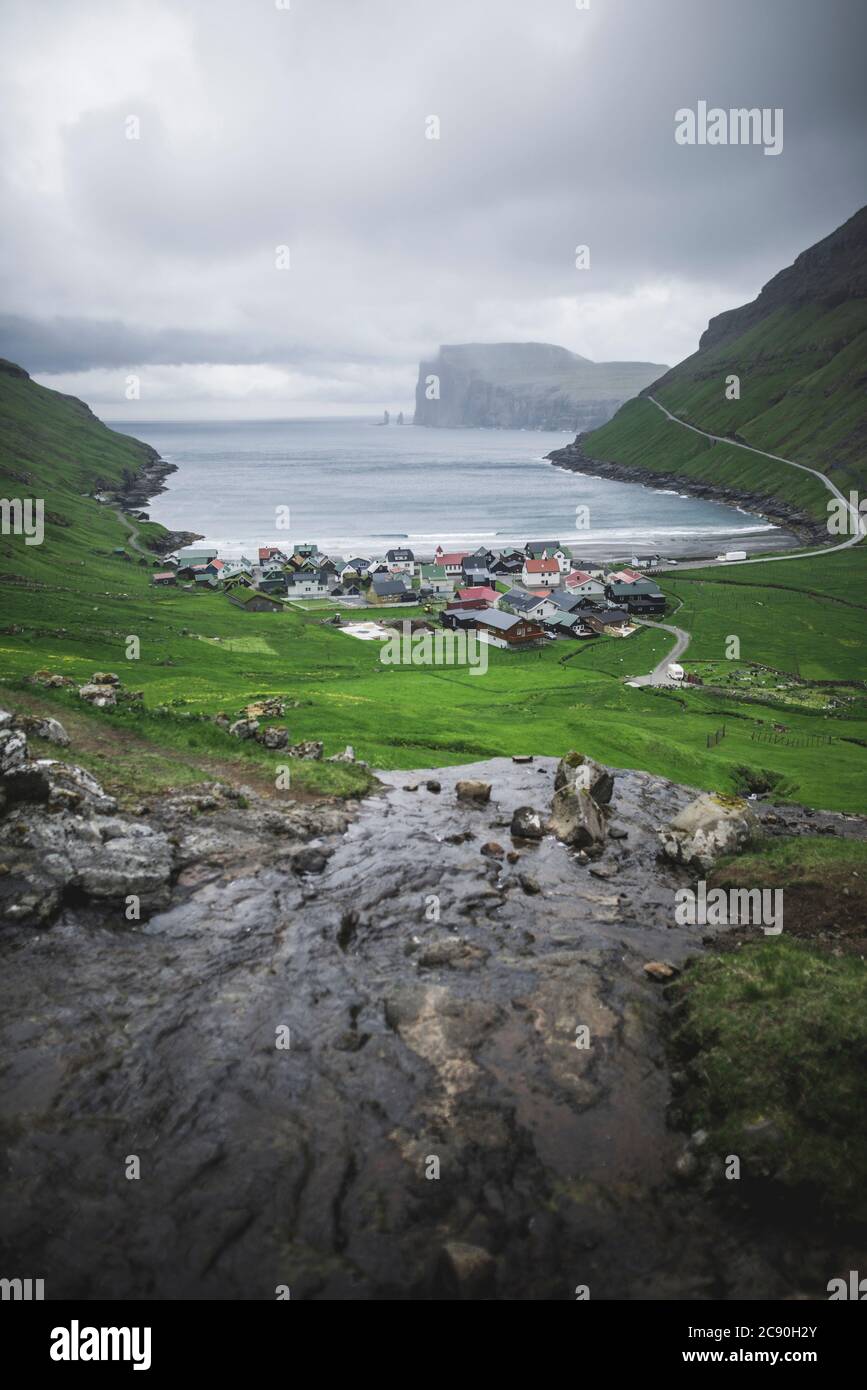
[414,342,666,430]
[549,206,867,528]
[0,357,181,583]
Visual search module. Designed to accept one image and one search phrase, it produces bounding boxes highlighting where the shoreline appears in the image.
[546,437,824,548]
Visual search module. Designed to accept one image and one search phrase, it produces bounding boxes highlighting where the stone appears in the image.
[78,683,117,709]
[480,841,504,858]
[326,745,356,762]
[0,726,28,776]
[510,806,545,839]
[90,671,121,685]
[643,961,678,981]
[38,761,118,815]
[425,779,442,793]
[287,741,324,760]
[658,793,758,871]
[13,715,70,747]
[259,726,290,750]
[455,780,492,804]
[244,697,285,719]
[229,718,259,740]
[512,754,534,764]
[547,785,607,849]
[518,873,541,895]
[554,750,614,806]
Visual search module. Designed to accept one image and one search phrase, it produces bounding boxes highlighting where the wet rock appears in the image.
[589,863,617,880]
[510,806,545,839]
[78,683,117,709]
[289,845,331,875]
[608,826,628,840]
[417,937,487,969]
[512,755,534,764]
[481,841,504,858]
[425,779,442,793]
[506,850,520,864]
[288,741,324,760]
[659,793,758,871]
[554,750,614,806]
[518,873,541,895]
[456,780,492,805]
[548,785,607,849]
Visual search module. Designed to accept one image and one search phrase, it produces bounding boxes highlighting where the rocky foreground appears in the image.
[0,718,863,1299]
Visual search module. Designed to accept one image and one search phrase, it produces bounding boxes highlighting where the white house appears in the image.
[563,569,606,598]
[521,557,561,589]
[385,547,416,575]
[436,549,470,578]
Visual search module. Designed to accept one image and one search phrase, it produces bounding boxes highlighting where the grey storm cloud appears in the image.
[0,0,865,414]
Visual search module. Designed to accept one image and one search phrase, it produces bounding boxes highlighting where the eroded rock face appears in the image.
[548,784,608,849]
[658,793,758,871]
[554,751,614,806]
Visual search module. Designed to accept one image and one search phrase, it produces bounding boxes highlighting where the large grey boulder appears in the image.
[13,714,70,747]
[658,793,757,871]
[554,751,614,806]
[548,784,607,849]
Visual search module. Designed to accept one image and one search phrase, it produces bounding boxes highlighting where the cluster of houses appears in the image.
[150,538,667,640]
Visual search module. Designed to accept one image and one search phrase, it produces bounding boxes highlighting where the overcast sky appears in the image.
[1,0,865,419]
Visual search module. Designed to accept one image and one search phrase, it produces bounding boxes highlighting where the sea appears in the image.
[110,418,798,561]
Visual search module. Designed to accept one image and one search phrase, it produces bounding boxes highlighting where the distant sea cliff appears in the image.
[413,342,667,430]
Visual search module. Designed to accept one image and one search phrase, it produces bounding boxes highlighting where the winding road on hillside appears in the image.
[111,504,152,560]
[629,397,866,683]
[647,395,866,566]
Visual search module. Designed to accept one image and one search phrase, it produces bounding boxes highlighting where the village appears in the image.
[150,538,670,649]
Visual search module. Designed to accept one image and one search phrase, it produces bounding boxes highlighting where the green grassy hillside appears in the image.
[574,205,867,521]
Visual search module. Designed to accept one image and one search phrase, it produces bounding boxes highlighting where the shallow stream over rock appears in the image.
[0,757,860,1299]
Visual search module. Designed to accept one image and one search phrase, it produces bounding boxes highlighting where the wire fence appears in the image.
[750,730,834,748]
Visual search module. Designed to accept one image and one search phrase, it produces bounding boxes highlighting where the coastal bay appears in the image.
[111,419,798,561]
